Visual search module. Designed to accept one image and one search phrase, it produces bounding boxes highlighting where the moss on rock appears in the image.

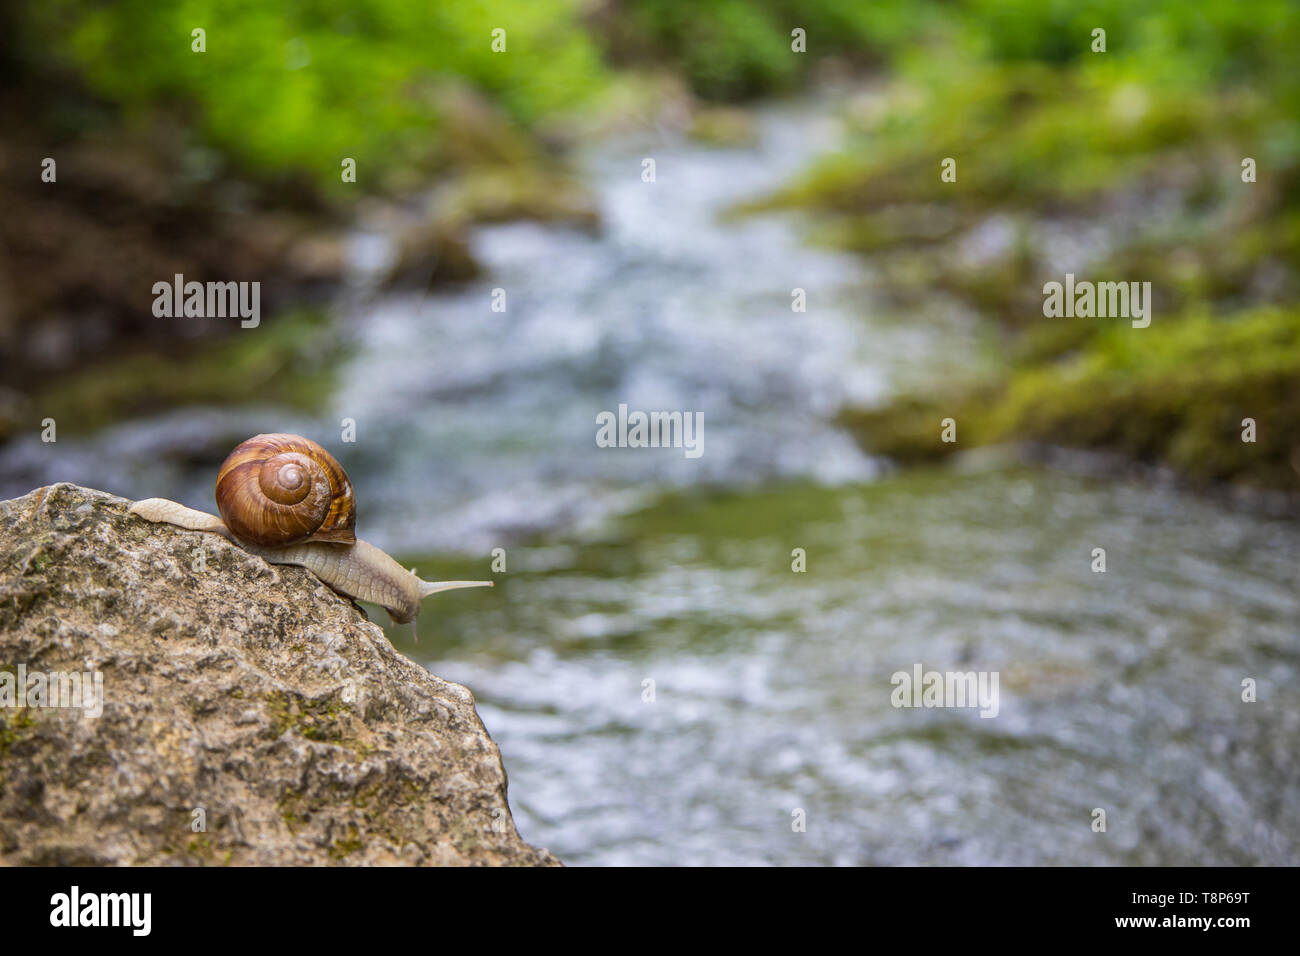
[842,306,1300,489]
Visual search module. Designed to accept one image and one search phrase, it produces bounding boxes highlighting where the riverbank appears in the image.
[741,52,1299,488]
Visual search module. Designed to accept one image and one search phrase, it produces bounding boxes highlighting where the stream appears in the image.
[2,101,1296,865]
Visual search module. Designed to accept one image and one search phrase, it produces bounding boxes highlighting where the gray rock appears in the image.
[0,483,558,866]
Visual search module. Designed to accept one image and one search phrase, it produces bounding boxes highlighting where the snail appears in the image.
[128,433,491,635]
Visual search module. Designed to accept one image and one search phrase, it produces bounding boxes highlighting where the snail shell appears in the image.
[214,433,356,547]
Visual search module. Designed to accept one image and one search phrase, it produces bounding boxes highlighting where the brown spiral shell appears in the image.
[214,433,356,547]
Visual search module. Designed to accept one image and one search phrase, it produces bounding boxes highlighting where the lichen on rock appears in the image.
[0,483,558,866]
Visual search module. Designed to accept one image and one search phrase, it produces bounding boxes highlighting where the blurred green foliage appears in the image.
[599,0,932,100]
[34,309,341,435]
[19,0,607,189]
[843,305,1300,486]
[731,0,1300,486]
[1000,303,1300,486]
[11,0,1299,483]
[607,0,1300,101]
[24,0,1298,190]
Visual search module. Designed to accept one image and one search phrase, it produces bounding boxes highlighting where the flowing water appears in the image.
[413,468,1299,865]
[2,102,1297,865]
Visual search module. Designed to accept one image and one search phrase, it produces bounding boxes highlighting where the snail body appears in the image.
[129,434,491,630]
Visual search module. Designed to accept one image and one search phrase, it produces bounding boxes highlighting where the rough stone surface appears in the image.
[0,483,558,866]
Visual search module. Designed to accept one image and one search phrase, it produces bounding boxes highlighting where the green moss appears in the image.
[19,547,54,575]
[837,397,978,465]
[450,819,481,854]
[935,236,1042,324]
[436,168,600,231]
[265,690,355,745]
[277,774,432,854]
[328,824,364,861]
[278,793,307,836]
[1012,313,1105,365]
[185,833,215,862]
[34,309,343,435]
[688,107,759,148]
[843,306,1300,487]
[0,708,38,793]
[989,307,1300,482]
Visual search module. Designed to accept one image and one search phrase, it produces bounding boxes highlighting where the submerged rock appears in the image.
[0,483,558,866]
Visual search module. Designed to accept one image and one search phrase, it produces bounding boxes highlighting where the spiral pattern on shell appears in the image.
[214,433,356,547]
